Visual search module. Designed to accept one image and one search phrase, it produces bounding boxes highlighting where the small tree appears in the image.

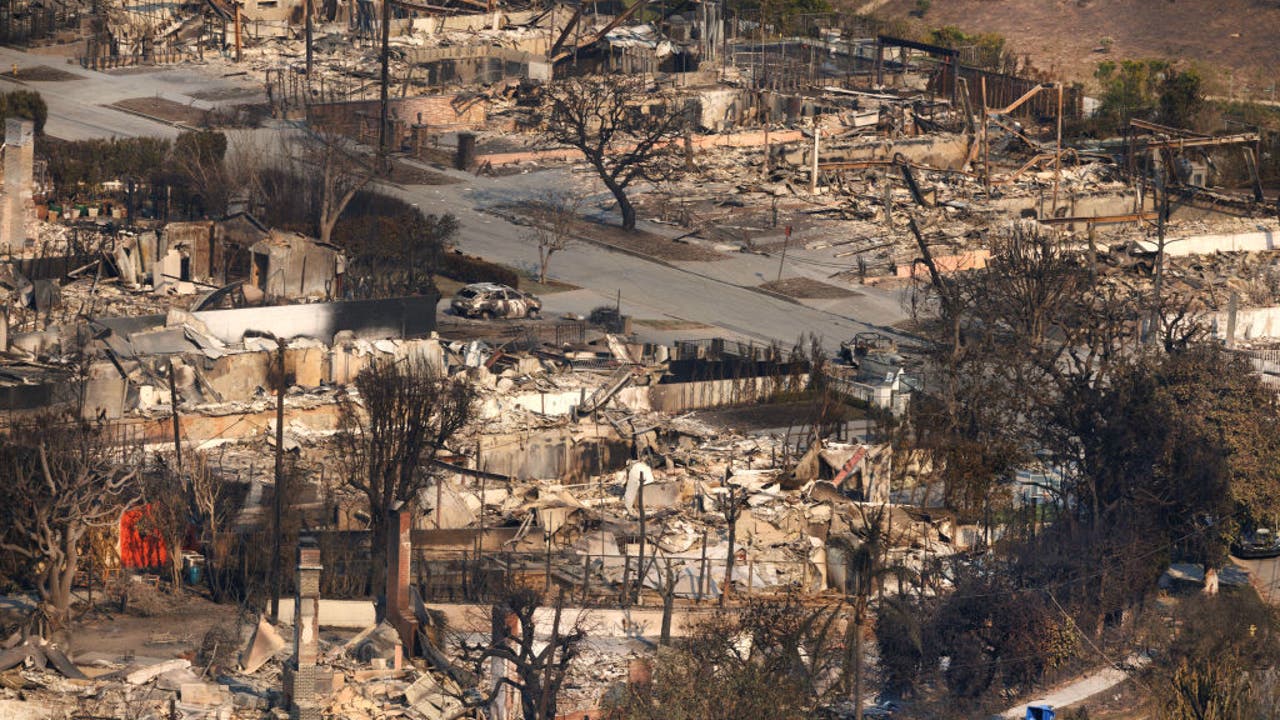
[335,356,476,603]
[834,504,913,718]
[185,452,238,602]
[543,75,690,231]
[525,190,580,284]
[0,417,137,640]
[0,90,47,134]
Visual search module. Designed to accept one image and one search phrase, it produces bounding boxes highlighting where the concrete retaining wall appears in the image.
[1135,230,1280,257]
[193,295,438,345]
[793,133,971,171]
[476,129,804,167]
[1213,305,1280,341]
[308,94,487,138]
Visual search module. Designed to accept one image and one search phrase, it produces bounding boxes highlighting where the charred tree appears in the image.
[543,75,690,231]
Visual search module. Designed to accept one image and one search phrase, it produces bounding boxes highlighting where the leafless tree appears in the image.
[170,130,230,218]
[291,122,375,245]
[138,450,237,598]
[0,417,137,640]
[223,131,270,209]
[524,190,581,284]
[457,587,587,720]
[651,555,681,645]
[138,458,188,589]
[543,75,691,231]
[186,451,237,602]
[716,476,748,608]
[334,355,476,605]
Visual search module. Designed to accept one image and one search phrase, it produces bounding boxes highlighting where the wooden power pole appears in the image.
[377,0,392,172]
[269,338,286,622]
[305,0,313,75]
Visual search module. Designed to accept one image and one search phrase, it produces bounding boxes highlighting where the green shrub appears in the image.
[0,90,47,134]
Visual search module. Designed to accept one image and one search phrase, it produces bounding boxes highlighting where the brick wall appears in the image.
[307,94,487,144]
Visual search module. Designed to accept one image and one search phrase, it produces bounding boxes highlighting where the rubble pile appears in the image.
[0,615,489,720]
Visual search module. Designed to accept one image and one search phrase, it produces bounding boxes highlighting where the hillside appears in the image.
[870,0,1280,99]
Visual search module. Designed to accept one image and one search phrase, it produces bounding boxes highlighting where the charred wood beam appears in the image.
[548,5,581,58]
[552,0,649,63]
[1037,211,1159,225]
[1129,118,1211,139]
[1140,132,1260,151]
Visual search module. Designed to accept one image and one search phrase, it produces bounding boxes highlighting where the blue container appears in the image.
[1026,706,1055,720]
[183,554,205,585]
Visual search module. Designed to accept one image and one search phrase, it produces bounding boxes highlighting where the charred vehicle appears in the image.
[450,283,542,319]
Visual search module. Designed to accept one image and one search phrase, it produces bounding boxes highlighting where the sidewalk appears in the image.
[1001,656,1147,718]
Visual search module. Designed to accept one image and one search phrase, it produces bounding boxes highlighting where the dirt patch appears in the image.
[520,275,579,295]
[2,65,82,82]
[499,204,725,262]
[100,65,168,76]
[633,318,713,330]
[582,219,726,261]
[69,588,242,659]
[692,399,865,432]
[187,86,264,102]
[875,0,1280,96]
[111,97,211,126]
[760,277,859,299]
[386,160,458,186]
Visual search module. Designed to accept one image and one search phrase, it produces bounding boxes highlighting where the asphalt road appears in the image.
[0,52,914,350]
[1234,555,1280,604]
[399,168,914,352]
[0,46,264,141]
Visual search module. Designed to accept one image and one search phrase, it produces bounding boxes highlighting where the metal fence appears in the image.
[0,1,82,46]
[78,50,195,70]
[410,547,816,608]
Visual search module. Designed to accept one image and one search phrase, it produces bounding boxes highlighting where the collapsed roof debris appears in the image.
[5,0,1280,716]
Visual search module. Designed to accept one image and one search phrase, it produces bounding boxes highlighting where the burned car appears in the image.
[451,283,542,319]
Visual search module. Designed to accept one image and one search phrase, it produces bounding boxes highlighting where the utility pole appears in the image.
[167,358,182,476]
[981,77,990,196]
[305,0,313,75]
[1150,178,1168,346]
[377,0,392,173]
[233,1,242,63]
[636,470,646,604]
[809,127,820,194]
[1051,82,1063,214]
[269,338,287,622]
